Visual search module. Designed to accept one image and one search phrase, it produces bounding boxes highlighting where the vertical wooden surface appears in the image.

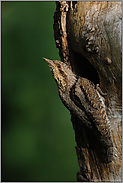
[53,1,122,181]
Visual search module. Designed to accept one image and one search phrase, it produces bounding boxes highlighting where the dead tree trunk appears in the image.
[53,1,122,181]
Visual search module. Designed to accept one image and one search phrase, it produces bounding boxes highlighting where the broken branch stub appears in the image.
[53,1,122,181]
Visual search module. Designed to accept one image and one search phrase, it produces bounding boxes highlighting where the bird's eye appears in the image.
[58,65,61,68]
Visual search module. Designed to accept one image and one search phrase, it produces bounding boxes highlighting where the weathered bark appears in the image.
[53,1,122,182]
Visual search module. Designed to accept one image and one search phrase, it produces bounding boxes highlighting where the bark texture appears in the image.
[53,1,122,182]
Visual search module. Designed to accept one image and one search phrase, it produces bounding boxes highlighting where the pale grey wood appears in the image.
[53,1,122,181]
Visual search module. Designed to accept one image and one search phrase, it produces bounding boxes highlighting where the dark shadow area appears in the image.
[71,53,100,85]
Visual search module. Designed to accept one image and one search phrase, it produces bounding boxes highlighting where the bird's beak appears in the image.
[43,57,54,68]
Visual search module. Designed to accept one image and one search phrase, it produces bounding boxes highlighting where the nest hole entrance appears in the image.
[71,53,99,85]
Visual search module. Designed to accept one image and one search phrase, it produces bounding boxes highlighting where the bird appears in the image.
[43,57,113,163]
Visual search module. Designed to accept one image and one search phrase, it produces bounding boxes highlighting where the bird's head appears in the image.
[43,57,76,93]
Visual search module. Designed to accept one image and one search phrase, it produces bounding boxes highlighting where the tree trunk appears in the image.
[53,1,122,182]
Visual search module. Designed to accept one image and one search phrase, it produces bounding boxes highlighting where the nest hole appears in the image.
[71,53,99,85]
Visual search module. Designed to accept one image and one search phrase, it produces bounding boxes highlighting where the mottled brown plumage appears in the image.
[43,57,113,162]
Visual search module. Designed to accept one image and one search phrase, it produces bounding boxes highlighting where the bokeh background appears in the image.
[2,1,78,181]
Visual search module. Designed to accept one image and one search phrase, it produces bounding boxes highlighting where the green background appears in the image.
[2,1,78,181]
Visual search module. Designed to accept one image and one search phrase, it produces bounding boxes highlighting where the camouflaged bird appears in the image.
[43,57,113,163]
